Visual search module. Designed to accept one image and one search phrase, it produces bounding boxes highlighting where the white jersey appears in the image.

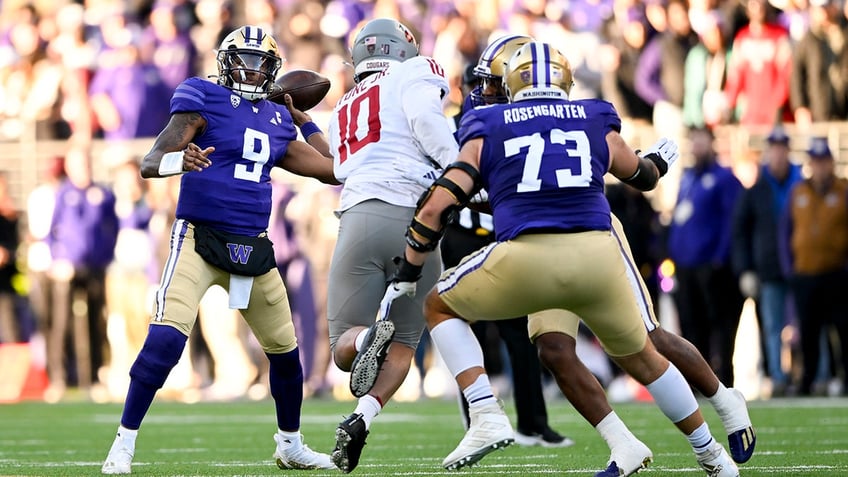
[328,55,458,212]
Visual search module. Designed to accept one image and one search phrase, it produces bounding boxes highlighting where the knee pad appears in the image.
[129,324,187,389]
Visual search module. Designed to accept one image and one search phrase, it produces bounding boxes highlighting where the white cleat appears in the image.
[717,388,756,463]
[273,432,336,470]
[697,440,740,477]
[597,438,653,476]
[101,432,134,475]
[442,401,514,470]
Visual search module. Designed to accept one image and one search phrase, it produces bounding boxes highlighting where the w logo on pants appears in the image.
[227,243,254,264]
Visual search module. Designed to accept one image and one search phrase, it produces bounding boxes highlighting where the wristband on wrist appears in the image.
[393,255,423,282]
[300,121,322,138]
[158,151,186,176]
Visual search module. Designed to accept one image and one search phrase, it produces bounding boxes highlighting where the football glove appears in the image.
[640,137,679,177]
[382,255,421,305]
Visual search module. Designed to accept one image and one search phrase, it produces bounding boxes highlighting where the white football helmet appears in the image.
[350,18,418,83]
[504,42,574,103]
[216,25,282,101]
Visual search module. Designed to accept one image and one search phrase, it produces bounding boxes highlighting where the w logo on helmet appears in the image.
[227,243,254,264]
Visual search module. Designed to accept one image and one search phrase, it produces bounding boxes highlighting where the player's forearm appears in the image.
[305,131,332,159]
[141,112,205,178]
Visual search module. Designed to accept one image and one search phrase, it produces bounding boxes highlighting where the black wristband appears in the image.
[643,152,668,176]
[393,255,423,282]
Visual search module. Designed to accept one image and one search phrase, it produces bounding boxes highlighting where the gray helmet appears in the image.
[350,18,419,83]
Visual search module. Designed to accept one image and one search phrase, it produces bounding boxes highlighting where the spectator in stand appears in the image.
[25,156,65,377]
[723,0,792,127]
[191,0,234,78]
[732,126,802,397]
[0,4,65,141]
[103,159,155,400]
[599,4,654,122]
[45,144,119,399]
[777,0,812,43]
[636,0,698,136]
[683,10,729,128]
[46,2,98,140]
[790,0,848,129]
[781,137,848,396]
[668,126,745,387]
[88,9,171,140]
[0,171,19,343]
[139,1,198,94]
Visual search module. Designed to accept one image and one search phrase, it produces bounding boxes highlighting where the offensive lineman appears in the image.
[384,42,741,476]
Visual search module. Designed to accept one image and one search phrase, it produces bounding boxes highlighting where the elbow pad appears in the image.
[406,162,484,252]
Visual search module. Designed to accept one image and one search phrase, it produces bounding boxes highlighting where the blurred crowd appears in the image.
[1,0,848,404]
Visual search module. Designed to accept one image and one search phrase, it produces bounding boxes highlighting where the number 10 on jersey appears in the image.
[336,86,381,163]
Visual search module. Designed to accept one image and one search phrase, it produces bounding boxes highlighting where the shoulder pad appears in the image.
[400,56,450,92]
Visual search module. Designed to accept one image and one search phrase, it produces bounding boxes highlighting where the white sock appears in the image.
[354,328,368,352]
[277,429,302,444]
[462,374,497,408]
[595,411,636,448]
[429,318,484,378]
[707,383,731,413]
[353,394,382,430]
[687,422,714,454]
[117,425,138,445]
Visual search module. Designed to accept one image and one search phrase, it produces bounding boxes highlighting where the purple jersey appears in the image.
[457,98,621,241]
[171,77,297,235]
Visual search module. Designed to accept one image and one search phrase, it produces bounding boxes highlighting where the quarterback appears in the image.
[101,26,337,474]
[385,42,741,477]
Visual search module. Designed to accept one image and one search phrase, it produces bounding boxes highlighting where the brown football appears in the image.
[267,69,331,111]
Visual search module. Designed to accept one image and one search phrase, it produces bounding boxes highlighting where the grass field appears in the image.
[1,396,846,476]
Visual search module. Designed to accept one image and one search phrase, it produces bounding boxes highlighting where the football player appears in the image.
[410,34,756,471]
[384,42,741,476]
[324,18,458,473]
[101,26,338,474]
[442,34,574,449]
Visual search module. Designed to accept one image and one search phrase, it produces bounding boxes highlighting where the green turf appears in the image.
[0,396,846,476]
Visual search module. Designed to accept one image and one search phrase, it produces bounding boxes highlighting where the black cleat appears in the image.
[332,413,369,473]
[349,321,395,398]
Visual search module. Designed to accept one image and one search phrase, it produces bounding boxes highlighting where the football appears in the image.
[267,69,331,111]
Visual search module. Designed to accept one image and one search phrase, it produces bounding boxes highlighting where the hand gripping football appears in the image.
[267,69,331,111]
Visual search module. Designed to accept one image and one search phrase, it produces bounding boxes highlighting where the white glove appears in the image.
[378,281,417,320]
[641,137,679,175]
[390,160,441,188]
[739,271,759,298]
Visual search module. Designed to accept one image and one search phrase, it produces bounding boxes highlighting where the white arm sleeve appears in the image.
[401,80,458,169]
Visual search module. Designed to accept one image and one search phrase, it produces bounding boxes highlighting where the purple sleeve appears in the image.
[456,108,489,147]
[634,38,666,106]
[595,100,622,133]
[170,77,207,114]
